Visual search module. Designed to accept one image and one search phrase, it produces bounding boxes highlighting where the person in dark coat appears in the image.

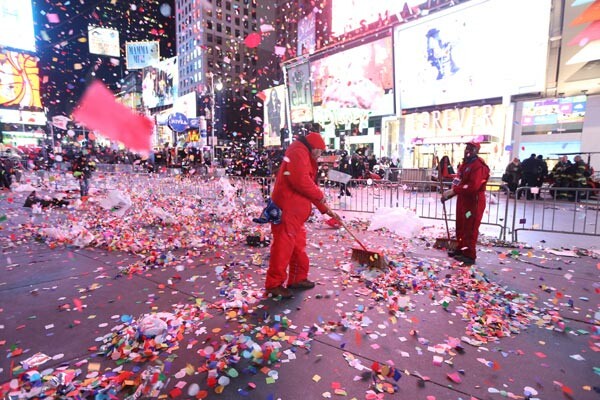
[337,150,353,197]
[502,157,521,194]
[519,154,539,199]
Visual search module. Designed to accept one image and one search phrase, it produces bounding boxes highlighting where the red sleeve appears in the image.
[452,161,489,195]
[284,148,325,207]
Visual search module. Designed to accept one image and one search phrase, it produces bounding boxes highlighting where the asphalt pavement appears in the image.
[0,173,598,400]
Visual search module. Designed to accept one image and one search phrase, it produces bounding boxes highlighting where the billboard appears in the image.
[88,26,121,57]
[557,0,600,95]
[125,41,160,70]
[263,85,286,147]
[142,57,178,108]
[0,0,36,52]
[286,62,313,123]
[331,0,409,37]
[297,13,316,56]
[310,36,394,126]
[394,0,551,109]
[0,50,43,108]
[521,95,586,135]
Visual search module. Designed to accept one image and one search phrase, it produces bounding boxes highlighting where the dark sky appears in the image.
[32,0,176,117]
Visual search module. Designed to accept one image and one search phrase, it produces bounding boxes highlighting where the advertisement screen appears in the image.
[286,62,313,123]
[0,0,36,52]
[310,36,394,125]
[263,85,286,147]
[395,0,551,109]
[521,95,586,135]
[0,50,42,108]
[297,13,316,56]
[88,26,121,57]
[142,57,178,108]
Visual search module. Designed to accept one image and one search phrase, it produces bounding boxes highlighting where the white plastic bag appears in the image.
[368,207,423,238]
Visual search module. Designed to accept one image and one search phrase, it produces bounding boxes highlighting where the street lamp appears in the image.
[207,72,223,163]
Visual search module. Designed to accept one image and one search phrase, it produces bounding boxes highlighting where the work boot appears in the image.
[287,279,316,290]
[265,285,293,299]
[454,255,476,265]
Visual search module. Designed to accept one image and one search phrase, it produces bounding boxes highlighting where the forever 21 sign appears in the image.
[168,112,189,132]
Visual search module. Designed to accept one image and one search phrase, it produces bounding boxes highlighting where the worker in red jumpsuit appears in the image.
[265,132,339,298]
[441,141,489,265]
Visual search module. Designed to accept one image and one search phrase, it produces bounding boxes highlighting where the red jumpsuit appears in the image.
[452,156,490,260]
[266,140,328,289]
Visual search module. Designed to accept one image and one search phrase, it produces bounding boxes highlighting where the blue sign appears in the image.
[188,118,199,128]
[168,112,189,132]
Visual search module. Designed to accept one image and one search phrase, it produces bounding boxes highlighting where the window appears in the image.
[235,17,240,25]
[207,33,213,42]
[216,23,222,32]
[235,29,240,37]
[216,36,222,45]
[226,26,231,35]
[226,1,231,11]
[243,20,248,29]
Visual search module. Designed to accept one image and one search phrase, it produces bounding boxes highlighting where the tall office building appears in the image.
[176,0,266,96]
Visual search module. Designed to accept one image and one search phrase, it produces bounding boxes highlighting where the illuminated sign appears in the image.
[404,104,506,139]
[521,95,586,135]
[0,50,42,108]
[297,13,316,56]
[125,41,160,70]
[88,26,121,57]
[0,109,46,125]
[286,62,313,123]
[263,85,285,147]
[311,36,394,125]
[142,57,178,108]
[0,0,36,52]
[395,0,551,109]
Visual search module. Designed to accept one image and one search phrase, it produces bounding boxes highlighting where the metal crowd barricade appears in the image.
[511,186,600,242]
[322,178,510,239]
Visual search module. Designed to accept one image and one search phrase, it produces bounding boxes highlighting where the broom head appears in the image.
[433,238,458,250]
[351,247,388,269]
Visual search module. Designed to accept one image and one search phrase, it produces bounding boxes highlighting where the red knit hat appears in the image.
[305,132,326,150]
[466,141,481,151]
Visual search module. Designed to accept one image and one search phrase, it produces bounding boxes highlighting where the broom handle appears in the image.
[438,166,451,241]
[327,207,370,252]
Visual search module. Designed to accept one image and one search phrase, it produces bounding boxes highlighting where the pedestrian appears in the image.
[535,154,548,199]
[549,155,571,199]
[502,157,521,195]
[71,152,95,197]
[337,150,353,197]
[265,132,339,298]
[441,141,490,265]
[0,158,12,191]
[519,153,539,199]
[437,155,456,182]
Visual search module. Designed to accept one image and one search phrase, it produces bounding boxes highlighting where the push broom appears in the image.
[328,209,388,269]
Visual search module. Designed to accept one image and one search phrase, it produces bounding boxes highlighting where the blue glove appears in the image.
[253,199,282,224]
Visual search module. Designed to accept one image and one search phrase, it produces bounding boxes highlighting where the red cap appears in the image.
[466,141,481,151]
[306,132,326,150]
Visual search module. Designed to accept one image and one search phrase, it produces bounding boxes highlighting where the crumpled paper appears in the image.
[98,189,133,217]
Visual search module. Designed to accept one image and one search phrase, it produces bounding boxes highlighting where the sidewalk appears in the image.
[0,176,598,399]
